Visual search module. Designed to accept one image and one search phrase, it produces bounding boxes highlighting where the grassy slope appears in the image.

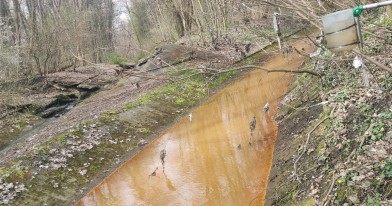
[266,12,392,206]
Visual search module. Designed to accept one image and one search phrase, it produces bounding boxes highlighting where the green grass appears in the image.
[105,53,130,64]
[133,52,146,63]
[385,157,392,178]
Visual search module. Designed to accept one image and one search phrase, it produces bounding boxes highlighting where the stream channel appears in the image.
[76,40,313,206]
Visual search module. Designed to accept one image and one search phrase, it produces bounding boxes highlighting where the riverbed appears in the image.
[76,40,313,206]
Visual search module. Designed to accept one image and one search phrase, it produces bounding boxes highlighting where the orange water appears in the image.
[76,40,313,206]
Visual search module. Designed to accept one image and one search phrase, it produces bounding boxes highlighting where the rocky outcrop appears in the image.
[0,65,125,119]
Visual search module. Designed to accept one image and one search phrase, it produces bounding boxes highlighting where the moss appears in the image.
[124,92,155,110]
[0,167,25,182]
[0,113,42,149]
[292,198,316,206]
[99,111,118,123]
[138,127,151,134]
[84,119,94,126]
[168,68,198,77]
[280,189,299,204]
[316,140,326,154]
[125,74,207,110]
[210,70,241,88]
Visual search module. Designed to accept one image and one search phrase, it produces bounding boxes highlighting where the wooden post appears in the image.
[272,13,282,49]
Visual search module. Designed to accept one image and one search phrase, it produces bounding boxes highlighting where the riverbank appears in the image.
[265,12,391,205]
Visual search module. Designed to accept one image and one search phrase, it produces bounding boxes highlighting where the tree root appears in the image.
[322,172,336,206]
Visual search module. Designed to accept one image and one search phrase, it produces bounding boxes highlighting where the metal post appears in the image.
[354,17,363,50]
[363,0,392,9]
[354,1,392,17]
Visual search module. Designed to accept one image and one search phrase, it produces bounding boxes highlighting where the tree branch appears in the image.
[353,49,392,73]
[218,65,322,78]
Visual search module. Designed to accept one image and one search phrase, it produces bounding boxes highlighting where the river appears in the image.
[76,39,313,206]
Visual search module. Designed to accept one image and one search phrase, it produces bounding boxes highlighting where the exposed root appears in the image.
[322,172,336,206]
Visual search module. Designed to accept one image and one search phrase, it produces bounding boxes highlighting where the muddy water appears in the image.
[76,40,313,206]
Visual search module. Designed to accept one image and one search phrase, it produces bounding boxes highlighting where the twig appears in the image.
[134,48,179,71]
[353,49,392,73]
[280,101,329,112]
[220,65,322,78]
[322,172,336,206]
[293,106,335,182]
[146,54,195,72]
[304,34,321,48]
[362,30,391,42]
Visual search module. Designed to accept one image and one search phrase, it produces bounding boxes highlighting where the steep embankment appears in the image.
[266,12,392,206]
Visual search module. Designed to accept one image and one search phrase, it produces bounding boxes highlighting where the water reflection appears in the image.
[76,40,313,206]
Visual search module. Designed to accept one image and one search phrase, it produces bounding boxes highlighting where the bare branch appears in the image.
[353,49,392,73]
[218,65,322,78]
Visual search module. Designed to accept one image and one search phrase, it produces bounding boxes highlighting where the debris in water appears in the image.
[249,116,256,145]
[249,116,256,136]
[264,102,270,113]
[160,149,167,174]
[150,167,158,177]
